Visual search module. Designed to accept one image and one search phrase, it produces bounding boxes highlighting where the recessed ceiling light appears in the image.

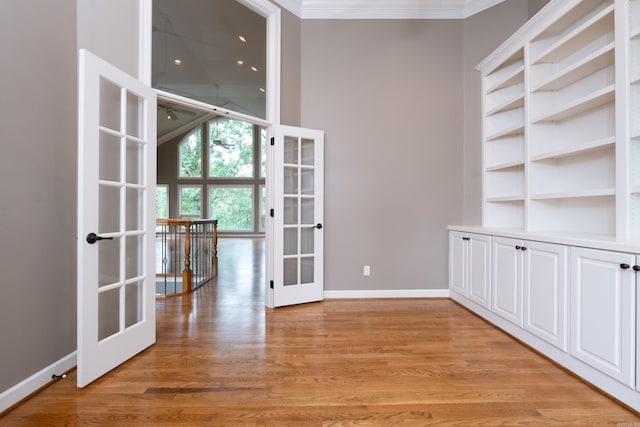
[259,87,265,93]
[173,58,182,65]
[237,60,244,66]
[250,66,258,72]
[239,35,247,42]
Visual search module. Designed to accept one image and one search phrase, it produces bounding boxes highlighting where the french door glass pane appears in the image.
[99,77,120,130]
[98,237,120,287]
[98,288,120,341]
[209,186,253,230]
[125,281,143,328]
[283,258,297,286]
[284,228,297,256]
[99,185,120,233]
[99,132,120,182]
[126,139,144,184]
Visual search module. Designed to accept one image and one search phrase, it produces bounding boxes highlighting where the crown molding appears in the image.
[271,0,506,19]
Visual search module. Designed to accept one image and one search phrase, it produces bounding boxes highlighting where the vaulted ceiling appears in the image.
[273,0,508,19]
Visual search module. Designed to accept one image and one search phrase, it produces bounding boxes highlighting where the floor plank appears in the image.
[1,238,639,426]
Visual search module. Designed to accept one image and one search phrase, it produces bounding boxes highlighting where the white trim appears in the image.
[139,0,152,84]
[324,289,450,299]
[0,352,76,413]
[463,0,506,18]
[276,0,506,20]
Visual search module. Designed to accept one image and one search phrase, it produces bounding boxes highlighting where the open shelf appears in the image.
[485,194,526,202]
[485,135,524,170]
[486,159,525,172]
[530,136,615,162]
[531,188,615,200]
[530,147,615,197]
[529,1,613,63]
[528,195,615,236]
[486,122,524,141]
[485,165,524,202]
[532,84,614,123]
[484,49,524,93]
[483,200,524,229]
[486,93,524,116]
[530,42,614,92]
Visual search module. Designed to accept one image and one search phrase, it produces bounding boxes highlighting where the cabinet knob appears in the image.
[462,237,470,241]
[633,265,640,272]
[521,246,527,251]
[620,263,630,270]
[515,245,521,250]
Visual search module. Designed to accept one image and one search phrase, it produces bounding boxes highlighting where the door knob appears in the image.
[86,233,114,244]
[315,223,323,229]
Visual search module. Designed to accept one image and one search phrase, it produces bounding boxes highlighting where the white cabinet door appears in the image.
[492,236,523,327]
[524,241,568,351]
[468,233,492,309]
[449,231,467,296]
[571,247,636,387]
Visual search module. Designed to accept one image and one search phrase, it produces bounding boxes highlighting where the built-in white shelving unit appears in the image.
[478,0,640,240]
[630,0,640,238]
[451,0,640,412]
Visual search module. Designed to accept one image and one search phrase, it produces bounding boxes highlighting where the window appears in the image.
[178,128,202,178]
[209,119,254,178]
[209,186,254,231]
[156,184,169,218]
[170,117,266,233]
[178,185,202,218]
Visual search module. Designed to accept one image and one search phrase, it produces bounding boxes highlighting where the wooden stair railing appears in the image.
[155,219,218,297]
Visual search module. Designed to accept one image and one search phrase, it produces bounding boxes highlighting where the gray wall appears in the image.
[77,0,141,78]
[300,20,464,291]
[280,7,301,126]
[0,0,77,392]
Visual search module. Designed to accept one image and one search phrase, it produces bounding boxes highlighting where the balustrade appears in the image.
[155,219,218,297]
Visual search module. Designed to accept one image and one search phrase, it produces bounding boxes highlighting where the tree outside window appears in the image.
[209,119,253,178]
[179,128,202,178]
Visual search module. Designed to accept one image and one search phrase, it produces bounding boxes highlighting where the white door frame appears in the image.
[138,0,282,307]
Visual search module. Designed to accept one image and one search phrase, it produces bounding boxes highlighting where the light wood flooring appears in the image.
[2,238,639,426]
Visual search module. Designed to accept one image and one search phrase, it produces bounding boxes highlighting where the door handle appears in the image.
[86,233,114,244]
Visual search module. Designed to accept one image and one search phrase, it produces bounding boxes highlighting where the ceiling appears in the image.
[273,0,508,19]
[155,0,509,142]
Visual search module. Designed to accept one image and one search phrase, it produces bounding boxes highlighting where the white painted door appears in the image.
[468,233,492,309]
[570,247,635,387]
[77,49,157,387]
[523,241,568,351]
[271,125,324,307]
[448,232,467,296]
[492,236,523,327]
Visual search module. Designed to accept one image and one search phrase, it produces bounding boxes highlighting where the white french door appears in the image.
[77,49,157,387]
[270,125,325,307]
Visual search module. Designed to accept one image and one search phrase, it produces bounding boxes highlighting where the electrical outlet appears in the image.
[363,265,370,276]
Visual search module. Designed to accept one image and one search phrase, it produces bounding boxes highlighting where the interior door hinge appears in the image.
[270,208,274,218]
[270,280,274,289]
[270,136,275,146]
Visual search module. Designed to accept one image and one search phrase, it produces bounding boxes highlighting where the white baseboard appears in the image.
[324,289,450,299]
[0,352,76,413]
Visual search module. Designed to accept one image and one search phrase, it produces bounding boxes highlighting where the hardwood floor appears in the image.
[2,238,639,426]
